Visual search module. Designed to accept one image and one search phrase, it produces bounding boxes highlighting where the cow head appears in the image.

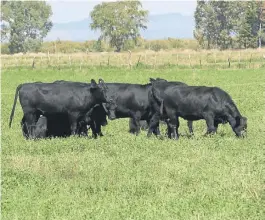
[235,116,247,137]
[102,96,117,120]
[90,79,107,103]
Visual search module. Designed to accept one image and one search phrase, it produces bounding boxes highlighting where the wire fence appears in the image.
[2,50,265,70]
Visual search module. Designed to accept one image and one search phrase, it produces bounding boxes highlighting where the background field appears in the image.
[1,65,265,219]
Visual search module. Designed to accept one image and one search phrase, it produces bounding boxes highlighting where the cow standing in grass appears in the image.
[9,79,108,139]
[148,79,247,139]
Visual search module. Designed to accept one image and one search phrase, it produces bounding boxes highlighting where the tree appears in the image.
[90,0,148,52]
[1,1,52,53]
[194,0,238,49]
[236,1,263,48]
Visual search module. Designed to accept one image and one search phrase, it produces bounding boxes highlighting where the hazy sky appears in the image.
[48,0,197,23]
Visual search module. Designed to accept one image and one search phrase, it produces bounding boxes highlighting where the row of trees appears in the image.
[194,1,265,49]
[1,0,148,53]
[1,1,265,54]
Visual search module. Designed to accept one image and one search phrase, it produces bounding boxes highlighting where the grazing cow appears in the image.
[150,80,247,139]
[9,79,108,139]
[102,81,162,135]
[103,78,193,136]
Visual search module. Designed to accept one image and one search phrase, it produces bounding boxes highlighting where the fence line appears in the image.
[1,51,265,69]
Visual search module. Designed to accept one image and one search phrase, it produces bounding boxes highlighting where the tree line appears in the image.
[1,0,265,54]
[194,1,265,49]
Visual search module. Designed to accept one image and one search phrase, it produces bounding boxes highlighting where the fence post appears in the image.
[189,54,191,68]
[228,56,231,68]
[249,53,252,69]
[57,53,60,69]
[128,50,132,69]
[68,55,71,68]
[214,53,216,69]
[32,56,36,69]
[177,53,179,67]
[47,51,50,66]
[136,55,141,67]
[107,56,110,66]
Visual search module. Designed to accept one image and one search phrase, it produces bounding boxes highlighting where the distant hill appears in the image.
[45,13,195,42]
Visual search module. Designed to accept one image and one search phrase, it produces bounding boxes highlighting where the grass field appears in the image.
[2,66,265,219]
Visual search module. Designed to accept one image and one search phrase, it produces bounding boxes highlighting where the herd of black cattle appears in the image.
[9,78,247,140]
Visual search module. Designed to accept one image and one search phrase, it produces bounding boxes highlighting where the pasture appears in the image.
[2,65,265,219]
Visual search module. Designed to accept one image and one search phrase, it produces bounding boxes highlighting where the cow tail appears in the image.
[9,84,22,128]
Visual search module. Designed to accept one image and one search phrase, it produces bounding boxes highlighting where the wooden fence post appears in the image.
[249,53,252,68]
[68,55,71,67]
[136,55,141,67]
[107,56,110,66]
[47,51,50,66]
[32,56,36,69]
[128,50,132,69]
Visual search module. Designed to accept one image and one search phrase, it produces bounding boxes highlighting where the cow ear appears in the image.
[98,78,105,84]
[149,78,155,83]
[98,78,108,90]
[90,79,98,88]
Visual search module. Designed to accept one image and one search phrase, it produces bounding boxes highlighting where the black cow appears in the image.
[150,80,247,139]
[103,78,193,136]
[53,80,108,138]
[103,82,160,135]
[9,79,108,139]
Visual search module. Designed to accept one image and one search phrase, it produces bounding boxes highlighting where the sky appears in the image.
[48,0,197,23]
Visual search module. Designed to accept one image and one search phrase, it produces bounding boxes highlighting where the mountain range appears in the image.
[44,13,195,42]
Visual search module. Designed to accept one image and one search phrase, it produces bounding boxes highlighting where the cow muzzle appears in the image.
[108,111,116,120]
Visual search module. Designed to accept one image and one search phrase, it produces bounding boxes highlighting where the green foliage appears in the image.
[90,0,148,52]
[1,1,52,53]
[236,1,263,48]
[1,38,199,54]
[194,0,265,49]
[2,67,265,219]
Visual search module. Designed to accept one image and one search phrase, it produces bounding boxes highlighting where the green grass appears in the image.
[2,67,265,220]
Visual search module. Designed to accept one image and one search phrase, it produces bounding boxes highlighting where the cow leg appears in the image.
[90,121,98,138]
[130,111,142,135]
[187,120,194,135]
[68,114,79,136]
[21,116,29,139]
[165,119,172,138]
[147,112,160,137]
[153,121,161,136]
[167,119,178,140]
[95,121,103,137]
[129,118,137,134]
[214,120,219,133]
[204,114,216,135]
[23,112,37,139]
